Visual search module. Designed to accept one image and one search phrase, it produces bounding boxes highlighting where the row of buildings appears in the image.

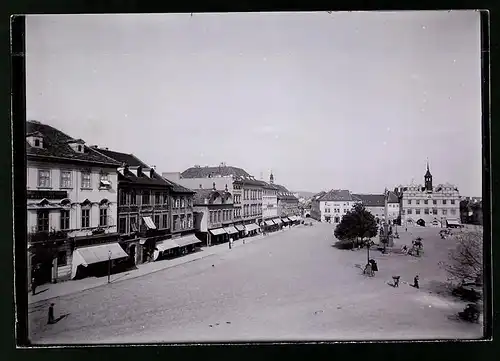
[26,121,300,288]
[310,163,463,228]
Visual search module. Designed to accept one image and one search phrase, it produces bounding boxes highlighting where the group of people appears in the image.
[363,259,379,277]
[391,274,420,288]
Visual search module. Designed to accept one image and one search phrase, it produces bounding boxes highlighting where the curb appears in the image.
[28,226,304,305]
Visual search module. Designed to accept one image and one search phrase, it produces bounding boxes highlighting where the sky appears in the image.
[25,11,483,196]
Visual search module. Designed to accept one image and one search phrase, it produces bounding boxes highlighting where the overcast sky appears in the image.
[26,11,482,196]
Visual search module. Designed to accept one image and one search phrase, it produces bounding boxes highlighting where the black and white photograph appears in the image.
[20,11,486,344]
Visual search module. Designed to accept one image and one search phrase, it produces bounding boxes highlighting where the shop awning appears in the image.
[210,228,227,236]
[447,220,462,226]
[175,234,202,247]
[290,216,298,221]
[156,239,180,253]
[223,227,239,234]
[281,218,290,223]
[143,216,157,230]
[245,223,260,232]
[71,243,128,279]
[234,225,246,232]
[284,217,293,222]
[274,218,283,224]
[264,220,275,226]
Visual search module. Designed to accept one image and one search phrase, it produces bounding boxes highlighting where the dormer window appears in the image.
[26,131,44,149]
[67,139,86,153]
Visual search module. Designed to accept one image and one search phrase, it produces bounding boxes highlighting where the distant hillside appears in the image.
[292,191,318,199]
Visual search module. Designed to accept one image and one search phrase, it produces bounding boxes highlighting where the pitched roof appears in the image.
[274,184,298,201]
[93,148,148,168]
[311,191,327,201]
[181,165,251,179]
[352,194,385,207]
[319,189,354,202]
[387,191,399,203]
[26,121,120,166]
[193,189,232,205]
[161,177,196,194]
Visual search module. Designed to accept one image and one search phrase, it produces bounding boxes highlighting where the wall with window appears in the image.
[262,191,278,219]
[240,184,264,221]
[27,161,118,237]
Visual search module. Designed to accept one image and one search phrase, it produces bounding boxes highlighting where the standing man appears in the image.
[31,275,36,296]
[413,275,420,289]
[229,237,233,249]
[47,303,55,324]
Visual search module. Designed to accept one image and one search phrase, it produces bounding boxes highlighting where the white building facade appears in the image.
[27,121,121,287]
[396,164,461,227]
[312,190,360,223]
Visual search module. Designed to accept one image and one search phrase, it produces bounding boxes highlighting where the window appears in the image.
[416,200,420,205]
[450,209,456,215]
[424,200,428,205]
[155,192,161,205]
[60,210,70,230]
[119,190,127,205]
[81,171,92,189]
[99,207,108,227]
[60,170,72,188]
[142,191,150,205]
[154,214,160,227]
[118,217,127,234]
[443,199,447,205]
[34,138,40,147]
[433,199,437,205]
[451,200,455,205]
[407,209,412,215]
[100,173,109,181]
[424,208,429,215]
[130,190,136,205]
[81,209,90,228]
[37,210,49,232]
[188,215,192,228]
[162,214,169,229]
[416,209,421,215]
[77,145,82,152]
[210,211,213,223]
[432,208,438,215]
[407,200,411,205]
[57,251,67,266]
[130,216,138,233]
[218,210,221,222]
[442,209,448,215]
[181,198,185,208]
[38,169,51,188]
[163,193,169,204]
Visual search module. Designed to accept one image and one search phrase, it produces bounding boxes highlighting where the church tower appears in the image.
[424,161,433,191]
[269,170,274,184]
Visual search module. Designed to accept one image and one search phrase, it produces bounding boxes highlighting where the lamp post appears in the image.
[364,231,372,264]
[107,250,111,284]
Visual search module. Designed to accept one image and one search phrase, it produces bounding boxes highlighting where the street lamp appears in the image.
[108,250,112,284]
[364,231,372,264]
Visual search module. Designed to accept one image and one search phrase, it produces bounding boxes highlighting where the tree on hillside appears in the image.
[441,230,483,285]
[334,203,378,247]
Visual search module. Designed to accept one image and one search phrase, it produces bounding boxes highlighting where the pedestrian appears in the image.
[31,276,36,296]
[229,237,233,249]
[413,275,420,289]
[370,259,378,272]
[393,276,400,287]
[405,227,408,232]
[47,303,55,324]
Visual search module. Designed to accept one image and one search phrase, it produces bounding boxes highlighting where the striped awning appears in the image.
[245,223,260,232]
[234,225,246,232]
[274,218,283,224]
[210,228,227,236]
[223,226,239,234]
[264,220,275,226]
[143,216,156,229]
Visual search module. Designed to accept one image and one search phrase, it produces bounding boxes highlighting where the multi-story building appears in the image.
[92,148,175,264]
[270,173,300,218]
[262,180,278,220]
[192,184,238,246]
[26,121,124,287]
[175,164,262,234]
[460,197,483,226]
[395,163,461,227]
[352,191,400,224]
[310,189,359,223]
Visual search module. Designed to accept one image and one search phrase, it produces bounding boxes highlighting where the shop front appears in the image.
[209,228,228,245]
[174,233,202,255]
[244,223,260,237]
[223,226,239,240]
[71,242,129,279]
[234,224,246,238]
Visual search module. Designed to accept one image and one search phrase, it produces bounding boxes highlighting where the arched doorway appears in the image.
[129,244,136,265]
[417,219,426,227]
[334,216,340,223]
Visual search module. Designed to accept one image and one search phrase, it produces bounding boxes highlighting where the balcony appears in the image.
[28,230,68,244]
